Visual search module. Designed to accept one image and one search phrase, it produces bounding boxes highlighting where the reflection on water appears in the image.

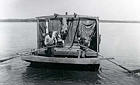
[22,67,100,85]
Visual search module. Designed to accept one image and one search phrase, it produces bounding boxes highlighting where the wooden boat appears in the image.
[1,13,140,71]
[21,14,101,71]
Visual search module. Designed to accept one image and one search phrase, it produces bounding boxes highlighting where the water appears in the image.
[0,23,140,85]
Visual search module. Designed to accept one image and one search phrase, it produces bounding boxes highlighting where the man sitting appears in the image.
[78,37,90,58]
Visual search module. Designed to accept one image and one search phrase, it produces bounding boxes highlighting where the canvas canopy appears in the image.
[37,17,97,51]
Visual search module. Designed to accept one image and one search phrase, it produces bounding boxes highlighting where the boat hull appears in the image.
[21,55,100,71]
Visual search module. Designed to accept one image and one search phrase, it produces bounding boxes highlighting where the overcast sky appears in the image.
[0,0,140,20]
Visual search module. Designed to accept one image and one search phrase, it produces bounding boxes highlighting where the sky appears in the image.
[0,0,140,20]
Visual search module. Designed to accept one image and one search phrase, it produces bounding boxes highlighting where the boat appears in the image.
[21,13,101,71]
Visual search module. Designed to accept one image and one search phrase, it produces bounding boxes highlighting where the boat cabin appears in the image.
[22,14,100,71]
[35,14,100,58]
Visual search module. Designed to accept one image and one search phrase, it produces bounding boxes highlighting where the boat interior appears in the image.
[32,15,100,58]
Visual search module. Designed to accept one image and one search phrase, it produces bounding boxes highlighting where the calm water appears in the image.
[0,23,140,85]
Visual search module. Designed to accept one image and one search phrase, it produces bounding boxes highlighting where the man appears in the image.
[78,37,89,58]
[44,31,54,46]
[44,31,55,56]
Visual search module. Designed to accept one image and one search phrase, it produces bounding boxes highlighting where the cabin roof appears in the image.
[36,15,99,20]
